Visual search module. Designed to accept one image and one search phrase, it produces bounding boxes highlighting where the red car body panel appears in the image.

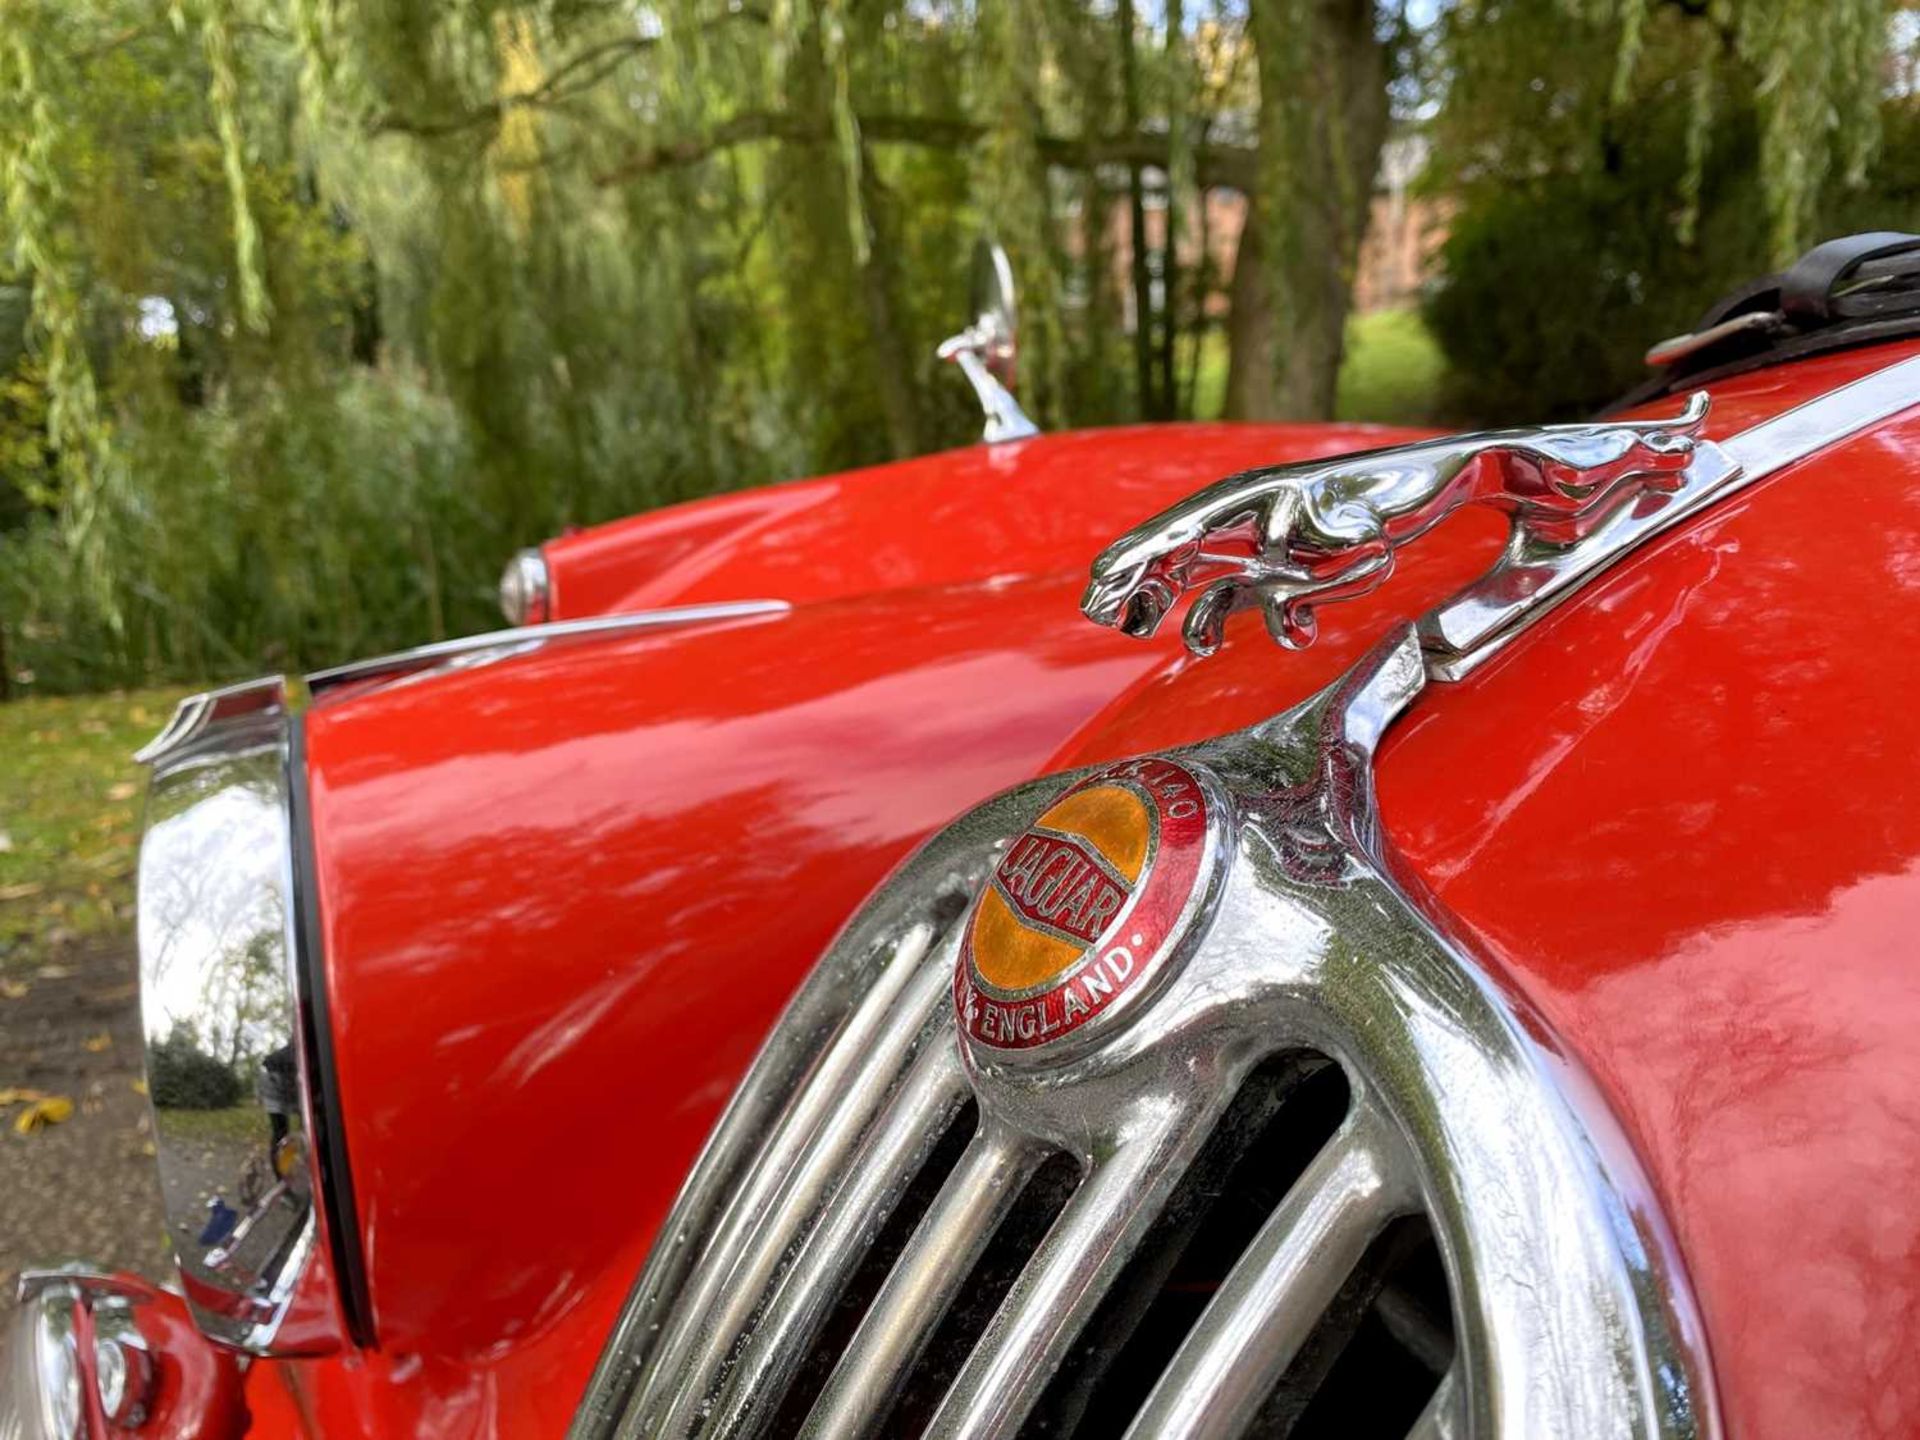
[250,342,1920,1437]
[537,423,1431,618]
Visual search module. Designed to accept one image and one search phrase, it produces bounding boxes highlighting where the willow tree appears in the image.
[1425,0,1907,419]
[0,0,1913,694]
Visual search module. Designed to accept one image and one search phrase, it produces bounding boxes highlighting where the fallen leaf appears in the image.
[14,1096,74,1133]
[83,1032,112,1053]
[0,831,12,852]
[35,964,71,980]
[106,782,138,801]
[0,883,43,903]
[0,979,27,1000]
[130,1078,148,1097]
[0,1088,49,1106]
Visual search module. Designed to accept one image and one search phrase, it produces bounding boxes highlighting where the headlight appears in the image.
[499,545,551,625]
[134,680,357,1355]
[0,1272,156,1438]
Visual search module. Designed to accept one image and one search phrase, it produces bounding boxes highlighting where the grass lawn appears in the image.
[0,688,188,964]
[1335,309,1447,427]
[1189,306,1447,427]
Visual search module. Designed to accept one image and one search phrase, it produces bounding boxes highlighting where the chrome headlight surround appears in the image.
[0,1278,82,1440]
[0,1272,158,1439]
[135,680,367,1354]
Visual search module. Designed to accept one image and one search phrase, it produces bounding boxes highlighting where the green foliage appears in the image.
[1567,0,1888,264]
[1334,309,1446,427]
[147,1029,243,1110]
[2,371,492,691]
[0,0,1913,693]
[1425,1,1920,422]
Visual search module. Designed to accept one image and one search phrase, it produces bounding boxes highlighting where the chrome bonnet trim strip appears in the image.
[137,600,790,767]
[303,600,791,690]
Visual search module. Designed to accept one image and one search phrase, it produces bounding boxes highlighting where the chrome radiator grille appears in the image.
[572,630,1717,1440]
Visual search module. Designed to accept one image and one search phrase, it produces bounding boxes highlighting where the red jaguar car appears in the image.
[7,233,1920,1440]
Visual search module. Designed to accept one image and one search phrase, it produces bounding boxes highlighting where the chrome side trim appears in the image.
[303,600,790,690]
[573,627,1719,1440]
[137,601,789,767]
[131,676,284,766]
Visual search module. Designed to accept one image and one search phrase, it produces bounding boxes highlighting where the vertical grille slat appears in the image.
[1407,1369,1466,1440]
[617,932,958,1440]
[574,660,1718,1440]
[577,910,957,1435]
[686,1038,971,1437]
[924,1107,1205,1440]
[1119,1104,1416,1440]
[799,1130,1047,1440]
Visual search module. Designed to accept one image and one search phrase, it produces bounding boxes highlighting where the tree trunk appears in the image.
[855,146,922,458]
[1160,0,1186,419]
[777,17,918,464]
[1225,0,1390,421]
[1119,0,1163,420]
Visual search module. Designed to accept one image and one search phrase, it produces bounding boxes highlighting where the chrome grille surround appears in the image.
[572,626,1718,1440]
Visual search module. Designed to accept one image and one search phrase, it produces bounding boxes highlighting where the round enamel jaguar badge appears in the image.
[956,756,1219,1053]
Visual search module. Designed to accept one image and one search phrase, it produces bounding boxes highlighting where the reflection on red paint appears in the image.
[254,342,1920,1438]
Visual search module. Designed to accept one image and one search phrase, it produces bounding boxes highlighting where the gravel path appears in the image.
[0,939,169,1295]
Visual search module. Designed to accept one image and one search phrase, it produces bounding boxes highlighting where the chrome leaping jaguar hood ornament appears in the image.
[1086,352,1920,677]
[1083,394,1712,657]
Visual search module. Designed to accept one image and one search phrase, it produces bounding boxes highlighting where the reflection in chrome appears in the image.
[1082,394,1712,656]
[571,628,1718,1439]
[0,1278,80,1440]
[3,1270,159,1437]
[499,545,553,626]
[938,239,1041,444]
[1086,349,1920,680]
[136,691,319,1353]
